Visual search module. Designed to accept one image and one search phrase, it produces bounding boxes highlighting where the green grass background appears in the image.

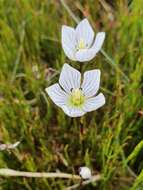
[0,0,143,189]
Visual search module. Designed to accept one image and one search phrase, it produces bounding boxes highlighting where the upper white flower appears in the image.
[45,64,105,117]
[79,166,92,179]
[62,18,105,62]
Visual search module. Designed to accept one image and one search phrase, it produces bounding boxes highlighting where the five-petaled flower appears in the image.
[45,64,105,117]
[62,18,105,62]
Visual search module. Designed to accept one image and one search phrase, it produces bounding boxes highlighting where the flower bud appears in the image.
[79,166,92,179]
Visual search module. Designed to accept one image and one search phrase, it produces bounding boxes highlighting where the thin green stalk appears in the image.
[127,140,143,164]
[60,0,79,24]
[10,21,26,83]
[130,169,143,190]
[101,49,130,82]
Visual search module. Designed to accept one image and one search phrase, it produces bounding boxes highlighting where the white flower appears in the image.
[79,166,92,179]
[45,64,105,117]
[62,18,105,62]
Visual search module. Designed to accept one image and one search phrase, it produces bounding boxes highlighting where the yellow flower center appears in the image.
[70,88,85,107]
[78,39,86,50]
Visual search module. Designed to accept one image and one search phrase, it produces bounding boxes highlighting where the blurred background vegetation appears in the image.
[0,0,143,189]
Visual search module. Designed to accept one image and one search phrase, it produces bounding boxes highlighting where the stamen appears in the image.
[77,39,86,50]
[69,88,85,107]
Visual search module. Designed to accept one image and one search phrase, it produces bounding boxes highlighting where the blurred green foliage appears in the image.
[0,0,143,189]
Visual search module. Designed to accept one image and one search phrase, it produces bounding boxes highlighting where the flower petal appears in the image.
[83,93,105,112]
[81,69,100,97]
[62,25,76,60]
[45,83,67,107]
[75,18,94,47]
[62,105,85,117]
[59,64,81,93]
[75,49,97,62]
[91,32,105,52]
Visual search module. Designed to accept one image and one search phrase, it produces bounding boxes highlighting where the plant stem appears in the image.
[65,175,101,190]
[100,49,130,82]
[10,21,26,83]
[0,168,80,179]
[60,0,79,24]
[0,168,101,189]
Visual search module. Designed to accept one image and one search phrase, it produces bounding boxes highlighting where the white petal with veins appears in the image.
[75,49,98,62]
[46,83,67,107]
[62,26,76,60]
[75,19,94,48]
[81,69,100,97]
[59,64,81,93]
[83,93,105,112]
[91,32,106,52]
[62,105,85,117]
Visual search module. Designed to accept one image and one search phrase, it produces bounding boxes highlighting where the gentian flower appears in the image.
[45,64,105,117]
[62,18,105,62]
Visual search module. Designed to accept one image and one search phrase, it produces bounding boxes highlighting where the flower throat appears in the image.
[70,88,85,107]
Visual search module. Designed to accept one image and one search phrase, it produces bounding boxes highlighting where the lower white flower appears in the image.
[79,166,92,179]
[45,64,105,117]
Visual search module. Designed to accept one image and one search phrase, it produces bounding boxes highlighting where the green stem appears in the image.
[60,0,79,24]
[101,49,130,82]
[10,21,26,83]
